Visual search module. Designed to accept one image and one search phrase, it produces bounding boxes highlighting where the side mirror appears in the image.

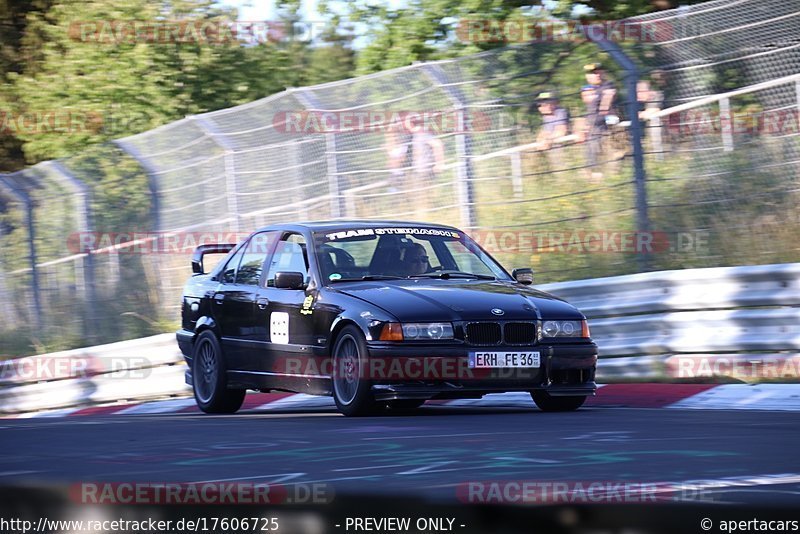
[191,243,236,275]
[274,271,306,290]
[512,268,534,285]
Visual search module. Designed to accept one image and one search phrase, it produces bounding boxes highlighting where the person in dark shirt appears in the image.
[584,63,617,124]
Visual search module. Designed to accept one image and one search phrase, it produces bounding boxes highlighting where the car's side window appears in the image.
[266,233,309,287]
[235,232,278,286]
[220,244,247,284]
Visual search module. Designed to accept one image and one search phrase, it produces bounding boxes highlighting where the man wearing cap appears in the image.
[584,63,617,120]
[582,63,617,178]
[535,92,570,151]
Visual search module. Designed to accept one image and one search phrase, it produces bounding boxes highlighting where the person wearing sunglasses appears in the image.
[401,243,431,276]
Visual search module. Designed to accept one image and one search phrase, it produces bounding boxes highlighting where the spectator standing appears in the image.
[534,92,570,150]
[384,120,409,192]
[582,63,617,180]
[636,79,665,156]
[534,92,571,171]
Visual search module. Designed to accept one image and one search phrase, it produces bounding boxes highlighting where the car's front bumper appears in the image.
[371,382,597,402]
[365,340,597,401]
[177,329,598,401]
[176,329,194,357]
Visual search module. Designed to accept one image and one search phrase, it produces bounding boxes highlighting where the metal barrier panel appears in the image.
[1,262,798,414]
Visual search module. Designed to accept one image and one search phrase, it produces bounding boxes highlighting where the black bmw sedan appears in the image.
[177,221,597,416]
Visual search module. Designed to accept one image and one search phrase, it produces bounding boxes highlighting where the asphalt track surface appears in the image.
[2,404,800,507]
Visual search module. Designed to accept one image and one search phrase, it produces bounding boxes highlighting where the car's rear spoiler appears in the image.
[191,243,236,274]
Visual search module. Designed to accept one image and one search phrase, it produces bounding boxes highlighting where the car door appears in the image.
[213,232,277,370]
[212,242,247,369]
[252,232,318,385]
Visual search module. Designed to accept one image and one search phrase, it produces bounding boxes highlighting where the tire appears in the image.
[331,325,378,417]
[192,330,246,414]
[531,390,586,412]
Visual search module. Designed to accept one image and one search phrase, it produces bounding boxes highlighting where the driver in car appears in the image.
[400,243,431,276]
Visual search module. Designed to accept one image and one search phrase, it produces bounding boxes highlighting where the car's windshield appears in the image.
[313,226,511,282]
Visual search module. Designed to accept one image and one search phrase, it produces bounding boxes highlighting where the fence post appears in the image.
[113,139,166,315]
[510,152,523,199]
[650,115,664,161]
[719,97,734,152]
[46,161,98,344]
[0,173,42,329]
[795,80,800,132]
[114,140,162,233]
[588,37,651,270]
[422,63,477,229]
[294,89,343,219]
[195,117,240,232]
[288,139,310,220]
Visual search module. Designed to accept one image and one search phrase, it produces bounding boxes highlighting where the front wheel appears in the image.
[531,390,586,412]
[332,326,378,417]
[192,331,246,414]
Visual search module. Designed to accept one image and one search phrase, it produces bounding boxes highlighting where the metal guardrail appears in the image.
[559,264,800,382]
[0,334,181,386]
[0,366,188,414]
[542,263,800,317]
[592,308,800,356]
[597,353,800,382]
[0,334,188,413]
[0,263,798,413]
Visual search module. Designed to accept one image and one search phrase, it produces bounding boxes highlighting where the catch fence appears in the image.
[1,0,798,355]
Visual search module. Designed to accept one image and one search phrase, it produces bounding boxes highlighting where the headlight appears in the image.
[542,320,590,338]
[402,322,454,340]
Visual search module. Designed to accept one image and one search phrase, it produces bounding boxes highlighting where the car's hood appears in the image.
[334,280,583,322]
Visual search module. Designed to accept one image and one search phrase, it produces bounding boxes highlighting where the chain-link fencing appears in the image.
[623,0,800,273]
[1,0,798,356]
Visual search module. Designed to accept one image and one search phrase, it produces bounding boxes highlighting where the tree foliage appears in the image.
[332,0,709,74]
[0,0,355,170]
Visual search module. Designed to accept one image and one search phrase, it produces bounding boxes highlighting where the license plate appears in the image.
[468,351,540,368]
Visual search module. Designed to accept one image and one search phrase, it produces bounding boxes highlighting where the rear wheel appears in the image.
[332,326,378,417]
[531,390,586,412]
[192,331,246,414]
